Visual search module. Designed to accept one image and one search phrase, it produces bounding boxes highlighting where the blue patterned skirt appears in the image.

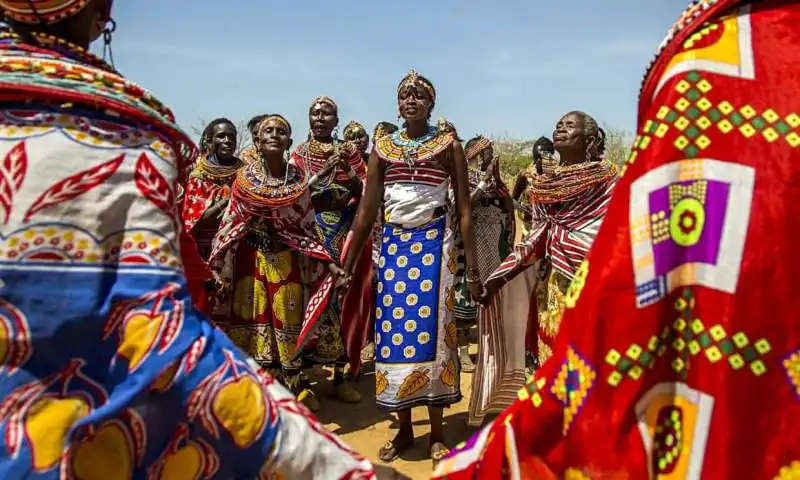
[373,215,461,411]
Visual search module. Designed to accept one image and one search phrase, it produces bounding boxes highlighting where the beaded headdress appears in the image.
[343,120,366,139]
[465,136,493,161]
[1,0,96,24]
[257,114,292,136]
[397,70,436,102]
[310,96,338,113]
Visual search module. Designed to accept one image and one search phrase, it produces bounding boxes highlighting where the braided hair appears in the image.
[199,117,236,155]
[596,127,607,159]
[247,114,268,135]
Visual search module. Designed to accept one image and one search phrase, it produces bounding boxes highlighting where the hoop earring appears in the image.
[283,150,290,162]
[102,18,117,67]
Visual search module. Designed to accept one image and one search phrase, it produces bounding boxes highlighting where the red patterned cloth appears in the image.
[179,231,211,314]
[433,1,800,478]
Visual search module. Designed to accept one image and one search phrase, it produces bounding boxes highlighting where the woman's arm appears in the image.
[343,148,384,273]
[450,141,481,297]
[512,174,528,201]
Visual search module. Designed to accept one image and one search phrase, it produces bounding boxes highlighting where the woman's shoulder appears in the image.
[0,41,197,167]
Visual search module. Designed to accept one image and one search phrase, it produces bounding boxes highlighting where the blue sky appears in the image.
[98,0,689,141]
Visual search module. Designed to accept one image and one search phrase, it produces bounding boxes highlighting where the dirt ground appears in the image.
[310,344,480,480]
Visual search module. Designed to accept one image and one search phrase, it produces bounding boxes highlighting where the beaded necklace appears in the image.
[192,155,241,185]
[376,126,453,166]
[530,160,617,204]
[234,161,306,209]
[306,138,336,156]
[298,138,363,185]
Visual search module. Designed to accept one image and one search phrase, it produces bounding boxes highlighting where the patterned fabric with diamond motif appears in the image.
[432,1,800,478]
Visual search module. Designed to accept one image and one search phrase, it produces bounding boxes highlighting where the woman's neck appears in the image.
[556,147,584,166]
[214,155,237,167]
[312,135,334,143]
[404,121,429,138]
[261,153,286,178]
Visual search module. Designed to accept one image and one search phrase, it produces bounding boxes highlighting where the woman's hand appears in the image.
[483,158,495,183]
[329,263,352,303]
[479,278,504,304]
[491,155,502,183]
[210,271,230,301]
[466,280,484,304]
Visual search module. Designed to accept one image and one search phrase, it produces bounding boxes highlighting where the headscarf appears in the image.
[465,135,493,162]
[0,0,102,24]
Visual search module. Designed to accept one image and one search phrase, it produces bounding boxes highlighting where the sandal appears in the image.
[378,437,414,463]
[430,442,450,466]
[297,388,321,412]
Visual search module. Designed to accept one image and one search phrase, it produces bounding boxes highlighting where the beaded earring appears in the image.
[102,18,117,68]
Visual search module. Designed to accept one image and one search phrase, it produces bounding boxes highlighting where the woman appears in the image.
[209,114,352,412]
[343,120,370,164]
[436,1,799,477]
[182,117,242,260]
[511,136,554,234]
[467,112,617,427]
[342,71,482,463]
[452,136,515,374]
[0,1,398,478]
[291,97,371,404]
[525,111,616,365]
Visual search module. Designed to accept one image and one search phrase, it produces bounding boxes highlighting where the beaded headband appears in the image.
[397,70,436,102]
[1,0,93,24]
[343,121,366,138]
[257,115,292,136]
[310,96,338,113]
[465,136,493,160]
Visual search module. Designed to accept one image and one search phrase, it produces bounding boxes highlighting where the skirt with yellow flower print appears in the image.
[374,215,461,411]
[220,243,306,383]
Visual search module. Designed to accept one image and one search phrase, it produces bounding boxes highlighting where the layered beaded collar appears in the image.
[375,125,453,166]
[191,155,242,185]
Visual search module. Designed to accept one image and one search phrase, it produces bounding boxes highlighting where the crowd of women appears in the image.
[0,0,797,478]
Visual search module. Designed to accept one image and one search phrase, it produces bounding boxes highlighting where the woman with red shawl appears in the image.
[434,0,800,477]
[291,96,373,406]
